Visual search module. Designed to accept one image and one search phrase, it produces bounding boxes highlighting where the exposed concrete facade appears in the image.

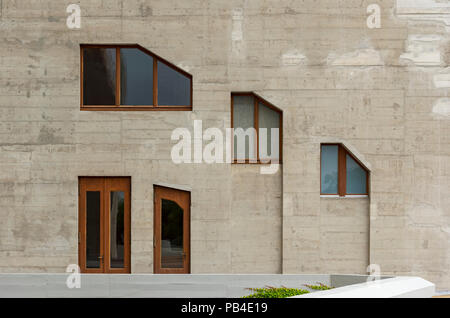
[0,0,448,290]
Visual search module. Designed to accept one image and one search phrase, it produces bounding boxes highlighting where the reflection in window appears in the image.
[320,144,369,196]
[120,48,153,105]
[258,102,280,161]
[81,45,192,109]
[110,191,125,268]
[157,61,191,106]
[231,93,282,163]
[321,145,338,194]
[83,48,116,105]
[161,199,184,268]
[233,95,255,161]
[346,155,367,194]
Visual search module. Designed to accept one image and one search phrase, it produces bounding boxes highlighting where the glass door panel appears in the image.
[161,199,184,268]
[154,186,190,274]
[110,191,125,268]
[86,191,101,268]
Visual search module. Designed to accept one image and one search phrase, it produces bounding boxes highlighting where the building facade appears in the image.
[0,1,448,289]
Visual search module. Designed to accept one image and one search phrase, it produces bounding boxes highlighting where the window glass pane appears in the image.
[346,154,367,194]
[258,103,280,161]
[157,61,191,106]
[86,191,101,268]
[321,145,338,194]
[233,96,256,160]
[83,48,116,105]
[161,199,184,268]
[120,48,153,105]
[110,191,125,268]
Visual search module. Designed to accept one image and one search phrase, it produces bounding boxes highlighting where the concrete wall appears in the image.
[0,0,449,289]
[320,198,369,274]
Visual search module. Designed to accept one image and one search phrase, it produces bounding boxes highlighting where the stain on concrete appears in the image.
[37,126,64,145]
[139,4,152,17]
[47,16,59,22]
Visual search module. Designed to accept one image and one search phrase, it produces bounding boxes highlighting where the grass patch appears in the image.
[304,283,334,290]
[242,286,310,298]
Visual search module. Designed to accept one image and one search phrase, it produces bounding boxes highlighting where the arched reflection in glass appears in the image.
[161,199,184,268]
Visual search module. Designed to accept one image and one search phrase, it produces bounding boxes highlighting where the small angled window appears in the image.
[231,93,282,163]
[81,44,192,111]
[321,144,369,196]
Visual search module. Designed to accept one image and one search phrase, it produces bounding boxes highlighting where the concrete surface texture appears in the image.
[0,273,395,298]
[0,0,449,290]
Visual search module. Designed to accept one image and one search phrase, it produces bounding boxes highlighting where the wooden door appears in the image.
[154,185,190,274]
[79,177,131,273]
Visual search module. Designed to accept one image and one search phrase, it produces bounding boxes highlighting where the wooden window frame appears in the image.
[80,44,193,111]
[320,143,370,196]
[231,92,283,164]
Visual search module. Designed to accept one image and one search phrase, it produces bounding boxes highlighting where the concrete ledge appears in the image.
[0,274,330,298]
[0,274,433,298]
[293,277,435,298]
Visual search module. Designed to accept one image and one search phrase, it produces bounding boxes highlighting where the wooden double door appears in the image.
[78,177,131,273]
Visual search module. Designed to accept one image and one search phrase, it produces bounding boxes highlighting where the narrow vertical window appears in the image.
[120,48,153,105]
[83,48,116,105]
[321,145,339,194]
[233,95,255,161]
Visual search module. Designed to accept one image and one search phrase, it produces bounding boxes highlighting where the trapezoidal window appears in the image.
[231,93,282,164]
[321,144,370,196]
[81,44,192,111]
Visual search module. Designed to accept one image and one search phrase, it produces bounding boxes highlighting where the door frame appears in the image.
[78,177,131,274]
[153,185,191,274]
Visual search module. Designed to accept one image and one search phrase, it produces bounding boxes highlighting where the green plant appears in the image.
[242,286,310,298]
[304,283,333,291]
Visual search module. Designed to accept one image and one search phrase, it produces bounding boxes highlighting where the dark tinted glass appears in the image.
[161,199,183,268]
[110,191,125,268]
[120,48,153,105]
[83,48,116,105]
[157,61,191,106]
[86,191,101,268]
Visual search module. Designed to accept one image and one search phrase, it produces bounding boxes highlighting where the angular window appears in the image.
[231,93,282,163]
[81,44,192,111]
[321,144,369,196]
